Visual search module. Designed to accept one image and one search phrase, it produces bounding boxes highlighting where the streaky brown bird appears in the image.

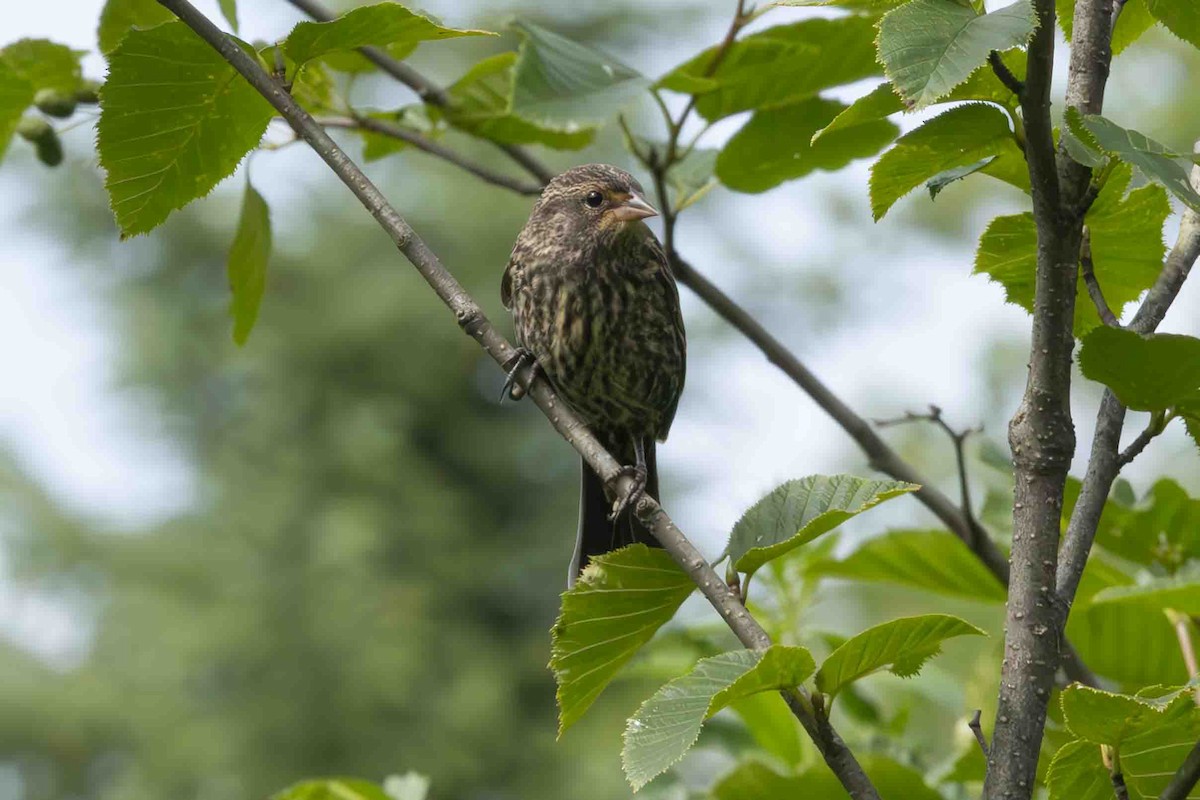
[502,164,687,585]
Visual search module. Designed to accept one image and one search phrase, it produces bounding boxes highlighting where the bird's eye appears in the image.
[584,191,604,208]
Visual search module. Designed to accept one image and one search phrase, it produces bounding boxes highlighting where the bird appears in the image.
[501,164,687,586]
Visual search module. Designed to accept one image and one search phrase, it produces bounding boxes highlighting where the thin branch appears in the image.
[1081,227,1121,327]
[1057,150,1200,612]
[159,1,881,796]
[1117,411,1167,467]
[317,115,543,195]
[1111,768,1132,800]
[1168,611,1200,705]
[988,50,1024,98]
[969,709,990,758]
[1161,740,1200,800]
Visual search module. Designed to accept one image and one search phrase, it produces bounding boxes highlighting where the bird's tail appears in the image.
[569,440,662,587]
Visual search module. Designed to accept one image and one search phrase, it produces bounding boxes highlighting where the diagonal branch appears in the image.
[159,1,880,796]
[1161,740,1200,800]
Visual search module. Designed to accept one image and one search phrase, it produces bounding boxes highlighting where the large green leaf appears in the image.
[271,779,393,800]
[98,0,176,55]
[1061,684,1168,745]
[811,82,904,145]
[1078,327,1200,411]
[659,16,880,121]
[810,529,1006,601]
[814,614,985,699]
[443,53,594,150]
[550,545,693,734]
[1067,593,1190,686]
[1122,694,1200,799]
[1069,111,1200,212]
[877,0,1036,110]
[724,475,918,577]
[622,646,814,790]
[227,181,271,346]
[1146,0,1200,48]
[0,61,32,163]
[1,40,83,95]
[1060,0,1159,54]
[728,692,804,768]
[509,20,647,125]
[1090,577,1200,614]
[284,2,492,68]
[1046,740,1113,800]
[870,103,1026,220]
[974,164,1170,336]
[97,22,274,237]
[713,756,943,800]
[716,97,898,193]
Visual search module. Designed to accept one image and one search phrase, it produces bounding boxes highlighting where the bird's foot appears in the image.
[607,464,647,522]
[500,347,540,402]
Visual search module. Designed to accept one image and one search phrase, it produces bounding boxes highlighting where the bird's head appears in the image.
[531,164,658,243]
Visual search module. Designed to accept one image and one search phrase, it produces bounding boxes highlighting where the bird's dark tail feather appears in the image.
[569,441,662,586]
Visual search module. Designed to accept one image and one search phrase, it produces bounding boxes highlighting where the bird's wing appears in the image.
[645,236,687,441]
[501,258,516,309]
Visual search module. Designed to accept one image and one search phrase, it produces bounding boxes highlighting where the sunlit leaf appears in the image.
[550,545,693,735]
[1,39,83,96]
[870,103,1027,220]
[284,2,493,68]
[0,61,32,163]
[724,475,918,577]
[811,82,903,145]
[717,97,898,193]
[227,180,271,346]
[814,614,985,699]
[1146,0,1200,48]
[271,779,393,800]
[1046,740,1112,800]
[97,22,274,237]
[98,0,175,55]
[877,0,1035,110]
[622,646,814,790]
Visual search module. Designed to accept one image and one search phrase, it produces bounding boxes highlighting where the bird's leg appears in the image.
[608,436,648,522]
[499,347,541,402]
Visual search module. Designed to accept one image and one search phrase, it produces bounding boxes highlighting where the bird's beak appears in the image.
[612,193,658,221]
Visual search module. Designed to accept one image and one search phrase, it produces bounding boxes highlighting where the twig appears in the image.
[158,2,881,796]
[988,50,1024,98]
[1169,611,1200,705]
[969,709,989,757]
[1117,411,1167,467]
[1111,768,1132,800]
[317,115,543,195]
[1081,228,1120,327]
[1161,740,1200,800]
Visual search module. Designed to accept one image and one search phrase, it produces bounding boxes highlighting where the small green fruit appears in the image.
[34,88,77,118]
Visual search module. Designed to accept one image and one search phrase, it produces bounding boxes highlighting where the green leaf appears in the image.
[1062,685,1165,745]
[444,53,594,151]
[1046,740,1113,800]
[1079,479,1200,569]
[550,545,693,735]
[927,157,998,199]
[724,475,918,577]
[98,0,176,55]
[284,3,493,69]
[2,40,83,96]
[659,16,880,121]
[716,97,898,193]
[877,0,1036,110]
[227,181,271,346]
[944,47,1026,106]
[1076,112,1200,211]
[217,0,239,32]
[509,20,647,125]
[1090,577,1200,614]
[810,529,1007,601]
[811,82,904,145]
[1061,0,1159,55]
[271,779,393,800]
[0,60,32,163]
[714,756,943,800]
[97,22,275,237]
[814,614,985,699]
[974,163,1170,336]
[382,773,430,800]
[1078,327,1200,411]
[1122,694,1200,798]
[1146,0,1200,49]
[728,692,804,767]
[870,103,1026,220]
[622,646,814,790]
[1067,595,1191,686]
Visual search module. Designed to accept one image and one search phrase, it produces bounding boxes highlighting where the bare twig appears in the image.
[1161,740,1200,800]
[317,115,543,195]
[988,50,1024,98]
[969,709,989,757]
[1080,228,1121,327]
[1117,411,1167,467]
[159,1,881,796]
